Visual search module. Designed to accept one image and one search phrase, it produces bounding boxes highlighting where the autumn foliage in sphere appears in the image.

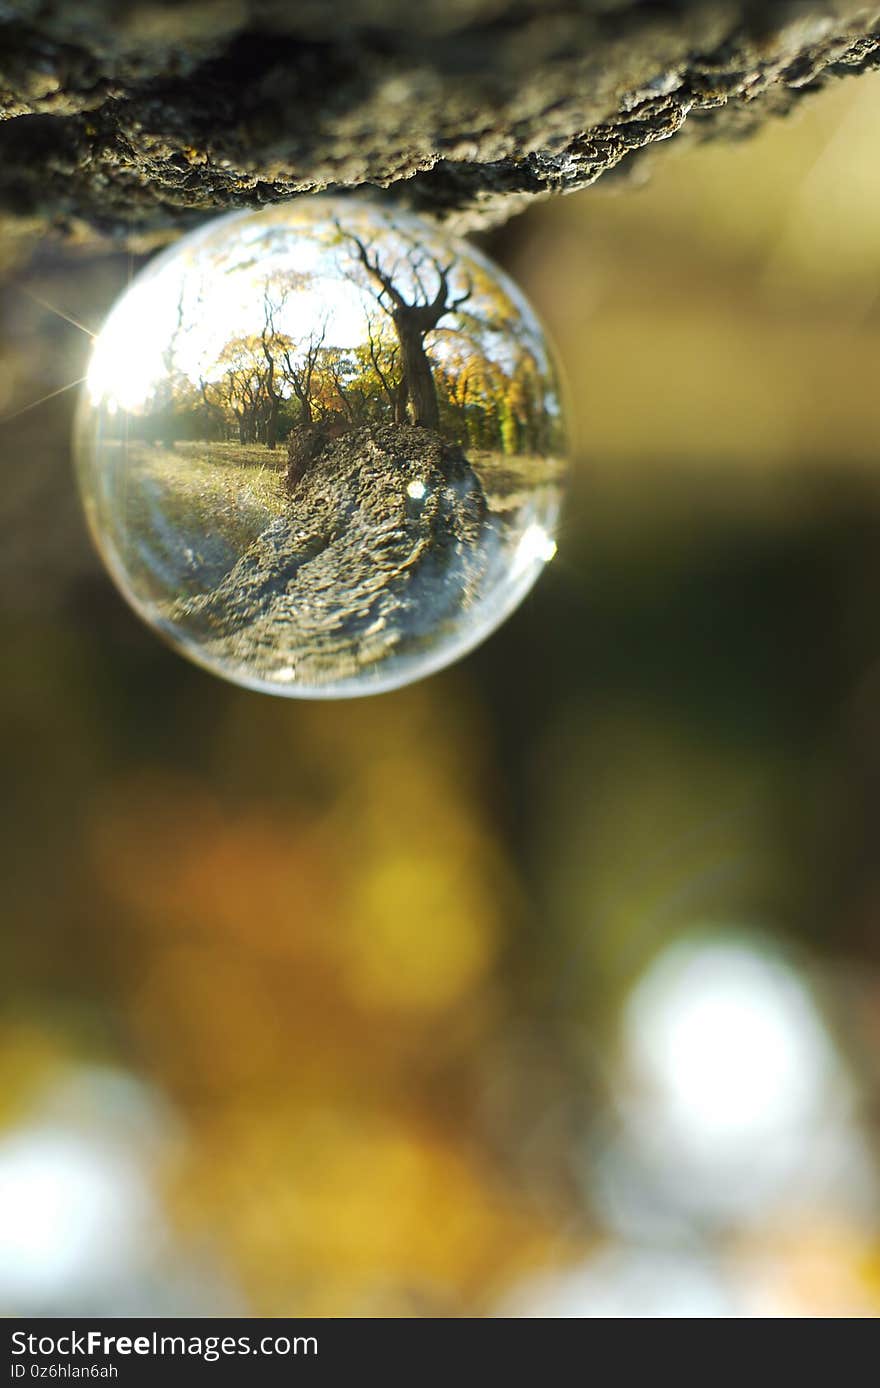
[75,199,568,696]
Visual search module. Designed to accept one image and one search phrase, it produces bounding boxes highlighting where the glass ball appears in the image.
[75,199,568,698]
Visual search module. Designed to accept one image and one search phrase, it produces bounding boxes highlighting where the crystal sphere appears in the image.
[75,199,568,697]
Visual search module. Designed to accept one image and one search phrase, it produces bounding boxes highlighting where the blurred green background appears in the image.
[5,69,880,1317]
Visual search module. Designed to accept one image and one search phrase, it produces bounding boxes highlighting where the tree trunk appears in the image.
[266,400,279,451]
[397,319,440,430]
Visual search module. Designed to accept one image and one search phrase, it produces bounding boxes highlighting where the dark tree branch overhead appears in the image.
[0,0,879,248]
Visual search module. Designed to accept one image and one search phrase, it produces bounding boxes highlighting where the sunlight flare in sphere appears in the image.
[75,200,568,697]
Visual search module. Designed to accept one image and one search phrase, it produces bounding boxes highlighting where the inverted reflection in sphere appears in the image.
[76,200,568,697]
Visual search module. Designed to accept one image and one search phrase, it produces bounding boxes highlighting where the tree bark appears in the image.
[0,2,879,252]
[398,322,441,430]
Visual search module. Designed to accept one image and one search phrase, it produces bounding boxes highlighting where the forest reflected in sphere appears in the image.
[75,200,568,696]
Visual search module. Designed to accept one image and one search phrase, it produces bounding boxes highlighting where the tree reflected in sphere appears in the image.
[75,200,568,696]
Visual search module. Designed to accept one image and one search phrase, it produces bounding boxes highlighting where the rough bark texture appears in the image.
[176,424,490,686]
[1,1,880,248]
